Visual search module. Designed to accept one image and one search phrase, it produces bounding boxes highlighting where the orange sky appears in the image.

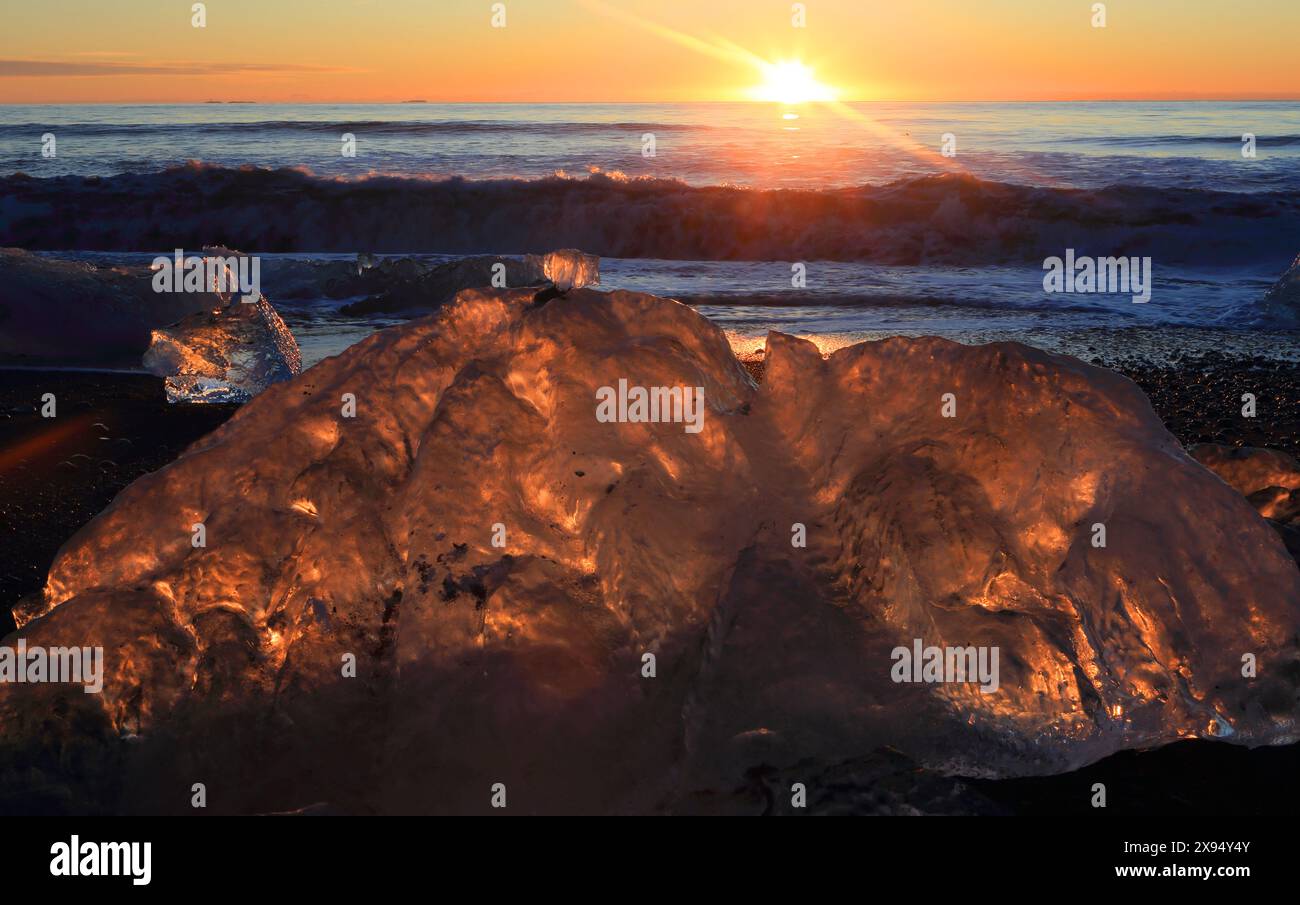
[1,0,1297,103]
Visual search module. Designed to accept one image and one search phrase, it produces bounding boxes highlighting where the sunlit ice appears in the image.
[748,60,838,104]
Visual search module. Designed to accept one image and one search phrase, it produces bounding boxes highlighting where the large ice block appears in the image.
[6,286,1299,814]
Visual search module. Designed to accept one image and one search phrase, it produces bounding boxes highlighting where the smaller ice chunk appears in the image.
[1191,442,1300,526]
[0,248,224,367]
[143,295,302,403]
[1265,252,1300,305]
[525,249,600,292]
[339,256,545,315]
[1256,251,1300,327]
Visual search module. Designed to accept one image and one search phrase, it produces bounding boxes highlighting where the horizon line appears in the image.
[2,97,1299,106]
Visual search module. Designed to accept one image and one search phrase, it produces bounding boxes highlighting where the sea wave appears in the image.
[1,162,1296,266]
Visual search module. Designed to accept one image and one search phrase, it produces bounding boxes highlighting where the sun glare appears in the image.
[750,61,837,104]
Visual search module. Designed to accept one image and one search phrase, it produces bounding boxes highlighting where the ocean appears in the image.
[7,101,1300,190]
[2,101,1297,367]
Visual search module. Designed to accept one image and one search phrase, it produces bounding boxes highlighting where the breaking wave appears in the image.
[1,162,1297,266]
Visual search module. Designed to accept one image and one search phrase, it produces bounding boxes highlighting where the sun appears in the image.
[749,61,837,104]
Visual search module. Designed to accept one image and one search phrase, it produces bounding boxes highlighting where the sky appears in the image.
[1,0,1297,103]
